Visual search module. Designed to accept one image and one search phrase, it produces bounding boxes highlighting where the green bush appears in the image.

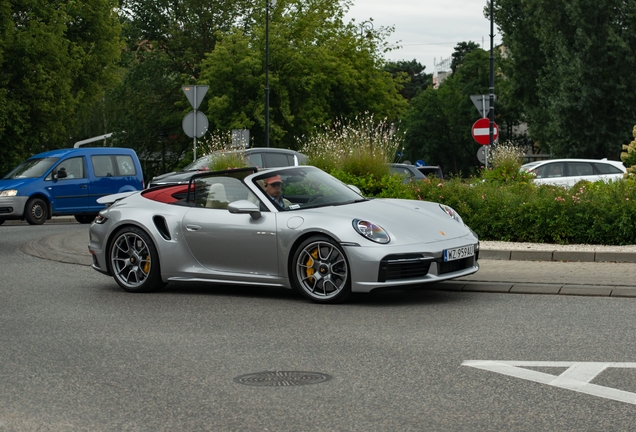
[300,119,636,245]
[328,168,636,245]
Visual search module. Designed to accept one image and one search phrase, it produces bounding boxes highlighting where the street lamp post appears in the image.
[265,0,276,148]
[159,130,167,173]
[489,0,495,148]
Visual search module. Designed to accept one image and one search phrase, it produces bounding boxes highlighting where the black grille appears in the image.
[0,207,13,214]
[378,254,432,282]
[438,257,472,275]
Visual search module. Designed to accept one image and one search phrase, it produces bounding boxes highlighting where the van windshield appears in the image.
[3,157,59,179]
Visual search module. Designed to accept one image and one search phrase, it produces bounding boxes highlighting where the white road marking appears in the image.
[462,360,636,405]
[473,127,498,136]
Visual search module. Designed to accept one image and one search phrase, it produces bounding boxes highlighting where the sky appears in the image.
[344,0,502,75]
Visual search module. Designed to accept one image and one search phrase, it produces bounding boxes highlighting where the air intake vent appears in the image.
[438,257,472,275]
[153,216,171,240]
[378,254,432,282]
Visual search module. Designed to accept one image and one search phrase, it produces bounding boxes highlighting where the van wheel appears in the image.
[75,214,97,224]
[25,198,48,225]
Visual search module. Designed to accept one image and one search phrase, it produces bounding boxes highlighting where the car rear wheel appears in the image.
[109,226,163,293]
[292,235,351,304]
[25,198,47,225]
[74,214,97,224]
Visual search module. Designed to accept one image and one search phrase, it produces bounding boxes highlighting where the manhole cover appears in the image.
[234,371,332,387]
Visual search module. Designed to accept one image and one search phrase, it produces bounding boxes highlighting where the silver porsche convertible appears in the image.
[89,166,479,303]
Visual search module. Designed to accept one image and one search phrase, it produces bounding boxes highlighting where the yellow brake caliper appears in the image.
[143,255,151,274]
[305,248,318,282]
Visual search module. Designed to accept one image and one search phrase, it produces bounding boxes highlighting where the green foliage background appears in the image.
[2,0,636,198]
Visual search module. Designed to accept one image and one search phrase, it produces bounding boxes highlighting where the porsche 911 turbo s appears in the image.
[88,166,479,303]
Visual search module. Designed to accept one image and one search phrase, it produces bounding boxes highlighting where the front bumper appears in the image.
[344,236,479,293]
[0,196,28,219]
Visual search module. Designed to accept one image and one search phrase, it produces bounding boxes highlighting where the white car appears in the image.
[521,158,626,187]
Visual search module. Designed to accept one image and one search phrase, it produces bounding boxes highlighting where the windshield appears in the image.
[182,155,213,171]
[521,161,543,171]
[3,157,59,179]
[254,166,365,210]
[182,151,243,171]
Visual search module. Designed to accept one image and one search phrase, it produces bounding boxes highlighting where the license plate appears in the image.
[443,245,475,262]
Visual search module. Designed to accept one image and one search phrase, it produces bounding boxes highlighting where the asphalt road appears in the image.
[2,224,636,431]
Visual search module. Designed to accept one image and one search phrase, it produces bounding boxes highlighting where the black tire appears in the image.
[291,235,351,304]
[24,198,48,225]
[75,214,97,224]
[0,219,4,225]
[108,226,163,293]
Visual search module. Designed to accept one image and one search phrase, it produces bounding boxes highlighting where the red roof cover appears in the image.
[141,184,190,204]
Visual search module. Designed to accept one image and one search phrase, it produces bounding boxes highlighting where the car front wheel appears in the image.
[25,198,48,225]
[109,226,163,293]
[292,235,351,304]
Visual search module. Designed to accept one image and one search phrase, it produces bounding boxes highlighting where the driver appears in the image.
[262,174,288,208]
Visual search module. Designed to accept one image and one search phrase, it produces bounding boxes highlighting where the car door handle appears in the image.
[80,185,87,189]
[186,224,202,231]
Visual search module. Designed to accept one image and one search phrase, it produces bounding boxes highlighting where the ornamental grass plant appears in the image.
[199,130,249,171]
[298,114,402,192]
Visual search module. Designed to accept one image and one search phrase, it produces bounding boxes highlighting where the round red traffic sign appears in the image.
[472,118,498,145]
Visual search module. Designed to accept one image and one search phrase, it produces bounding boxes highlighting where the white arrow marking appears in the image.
[473,127,498,136]
[462,361,636,405]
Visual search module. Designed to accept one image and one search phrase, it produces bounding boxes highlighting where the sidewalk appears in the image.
[480,240,636,263]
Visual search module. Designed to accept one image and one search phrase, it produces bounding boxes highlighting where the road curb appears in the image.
[431,281,636,298]
[481,249,636,263]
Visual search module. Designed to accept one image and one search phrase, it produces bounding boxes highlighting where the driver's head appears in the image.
[263,174,283,198]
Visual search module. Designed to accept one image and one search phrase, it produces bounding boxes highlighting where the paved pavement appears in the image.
[6,216,636,298]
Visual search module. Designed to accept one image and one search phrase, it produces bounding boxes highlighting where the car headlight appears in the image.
[440,204,464,225]
[352,219,390,244]
[0,189,18,197]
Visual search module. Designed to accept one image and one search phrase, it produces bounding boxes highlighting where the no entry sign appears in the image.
[472,118,498,145]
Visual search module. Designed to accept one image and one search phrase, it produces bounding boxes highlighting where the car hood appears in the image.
[0,177,39,190]
[309,198,474,244]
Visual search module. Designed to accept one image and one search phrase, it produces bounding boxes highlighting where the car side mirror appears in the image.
[227,200,261,220]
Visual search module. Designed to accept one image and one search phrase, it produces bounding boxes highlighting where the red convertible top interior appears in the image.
[141,184,190,203]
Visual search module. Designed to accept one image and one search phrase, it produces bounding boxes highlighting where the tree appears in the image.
[494,0,636,159]
[198,0,407,150]
[119,0,255,80]
[0,0,122,176]
[384,59,432,101]
[450,41,481,73]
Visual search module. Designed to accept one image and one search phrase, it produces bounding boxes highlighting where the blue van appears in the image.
[0,147,144,225]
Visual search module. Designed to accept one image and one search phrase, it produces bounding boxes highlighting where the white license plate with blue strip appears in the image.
[443,245,475,262]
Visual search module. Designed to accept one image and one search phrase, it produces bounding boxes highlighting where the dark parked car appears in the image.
[148,147,307,188]
[416,165,444,179]
[389,163,429,183]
